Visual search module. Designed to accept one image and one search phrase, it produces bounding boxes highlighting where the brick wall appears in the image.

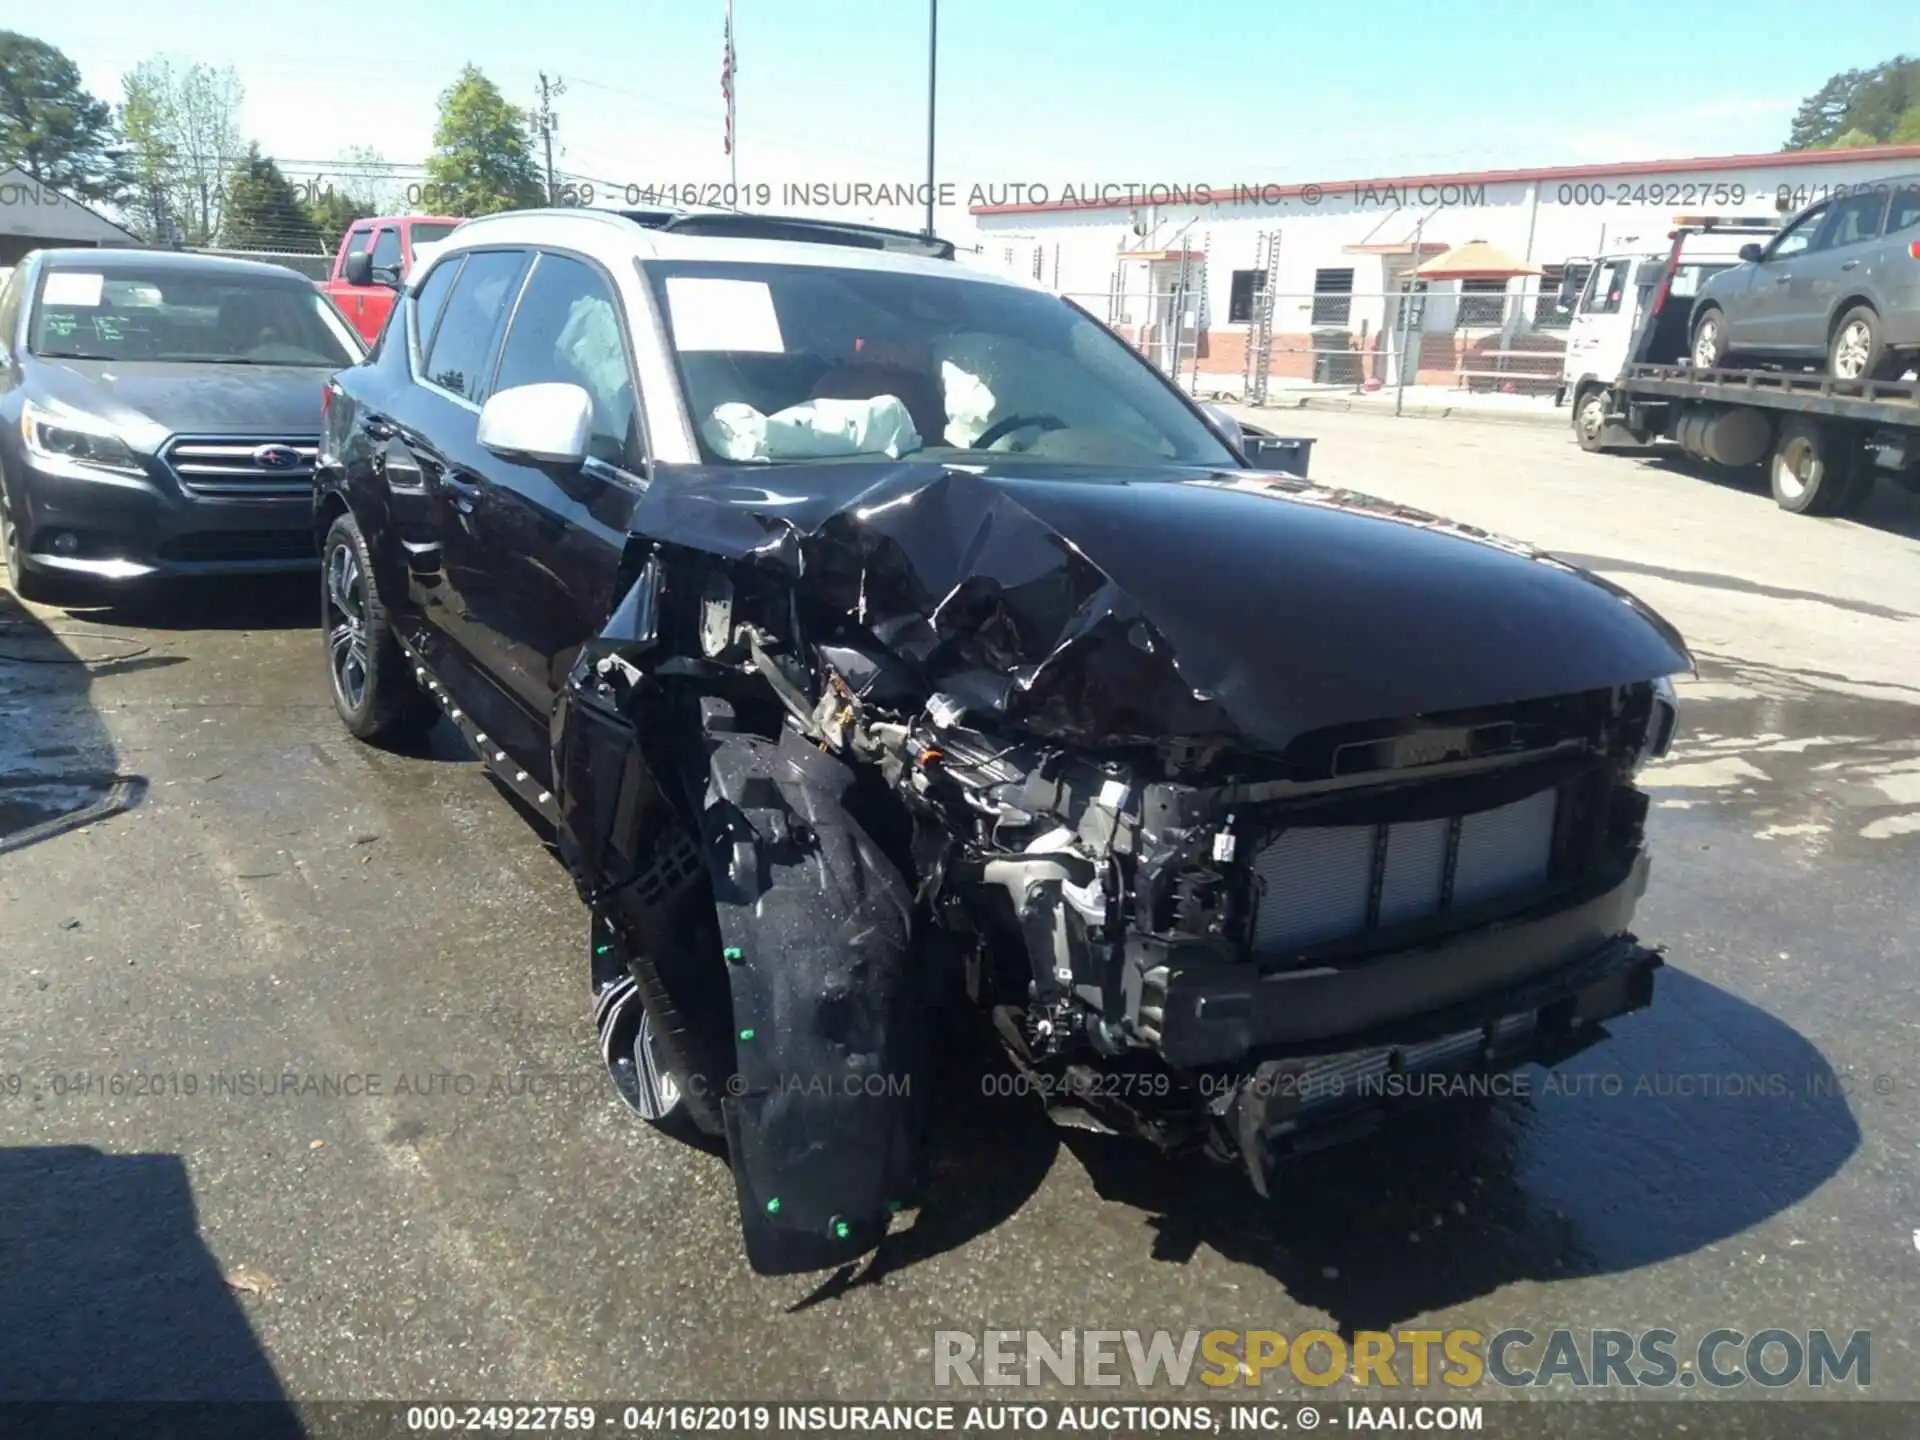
[1190,328,1567,389]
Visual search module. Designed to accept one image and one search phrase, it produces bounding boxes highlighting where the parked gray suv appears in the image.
[1690,177,1920,380]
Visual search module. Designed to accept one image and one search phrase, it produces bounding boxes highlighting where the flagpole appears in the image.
[723,0,738,202]
[925,0,937,236]
[730,0,738,196]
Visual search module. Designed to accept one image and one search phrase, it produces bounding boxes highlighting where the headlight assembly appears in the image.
[21,398,144,476]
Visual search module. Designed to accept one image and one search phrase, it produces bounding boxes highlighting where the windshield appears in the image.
[29,265,362,366]
[644,260,1238,469]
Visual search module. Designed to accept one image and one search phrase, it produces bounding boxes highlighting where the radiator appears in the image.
[1249,788,1558,956]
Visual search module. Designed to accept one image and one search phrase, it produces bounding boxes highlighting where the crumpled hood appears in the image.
[34,359,331,446]
[637,460,1691,753]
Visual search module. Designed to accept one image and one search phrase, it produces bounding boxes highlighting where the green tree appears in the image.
[306,189,372,251]
[1786,55,1920,149]
[0,30,128,204]
[222,143,324,252]
[335,143,400,213]
[1892,106,1920,144]
[119,59,245,245]
[424,65,543,217]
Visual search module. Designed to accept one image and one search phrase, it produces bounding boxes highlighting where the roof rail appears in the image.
[614,209,955,260]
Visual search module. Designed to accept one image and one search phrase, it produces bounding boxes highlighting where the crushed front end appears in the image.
[897,678,1675,1193]
[551,461,1689,1271]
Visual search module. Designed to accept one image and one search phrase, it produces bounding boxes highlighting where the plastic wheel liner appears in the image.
[698,701,921,1275]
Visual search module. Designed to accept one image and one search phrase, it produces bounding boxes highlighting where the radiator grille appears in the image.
[162,436,318,498]
[1250,788,1558,957]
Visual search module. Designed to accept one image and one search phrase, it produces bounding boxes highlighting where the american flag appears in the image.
[722,0,736,156]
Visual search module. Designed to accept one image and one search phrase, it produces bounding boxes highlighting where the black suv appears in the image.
[316,207,1689,1275]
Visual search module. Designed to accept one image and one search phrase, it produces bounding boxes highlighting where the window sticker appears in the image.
[664,277,785,353]
[43,272,105,307]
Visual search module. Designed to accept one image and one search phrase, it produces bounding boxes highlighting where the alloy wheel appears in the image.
[635,1009,683,1117]
[324,540,370,712]
[1692,317,1721,369]
[1832,320,1873,380]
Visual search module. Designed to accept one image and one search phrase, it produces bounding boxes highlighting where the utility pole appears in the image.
[925,0,938,236]
[536,72,567,204]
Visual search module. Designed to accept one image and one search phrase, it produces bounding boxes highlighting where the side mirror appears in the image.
[1201,402,1243,453]
[343,250,373,286]
[477,382,593,467]
[371,265,402,290]
[1739,243,1765,263]
[1243,434,1314,477]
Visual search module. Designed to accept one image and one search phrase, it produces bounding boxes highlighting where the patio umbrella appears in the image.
[1414,240,1542,280]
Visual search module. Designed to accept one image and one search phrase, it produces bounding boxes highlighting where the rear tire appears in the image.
[1769,416,1860,515]
[321,511,438,744]
[1828,305,1896,381]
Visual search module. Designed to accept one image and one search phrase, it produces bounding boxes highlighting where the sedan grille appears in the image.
[162,436,318,498]
[1249,788,1558,957]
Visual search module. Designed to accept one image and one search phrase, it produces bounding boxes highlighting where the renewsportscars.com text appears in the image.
[932,1327,1870,1390]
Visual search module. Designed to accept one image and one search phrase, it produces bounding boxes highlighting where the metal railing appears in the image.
[1054,284,1569,402]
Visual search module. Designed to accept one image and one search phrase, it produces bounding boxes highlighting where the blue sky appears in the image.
[20,0,1920,236]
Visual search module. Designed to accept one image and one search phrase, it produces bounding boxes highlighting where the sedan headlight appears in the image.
[1633,674,1680,772]
[21,398,144,475]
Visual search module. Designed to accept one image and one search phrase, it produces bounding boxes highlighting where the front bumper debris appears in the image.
[1226,931,1661,1193]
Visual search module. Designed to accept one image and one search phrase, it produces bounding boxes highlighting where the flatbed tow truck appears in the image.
[1563,215,1920,516]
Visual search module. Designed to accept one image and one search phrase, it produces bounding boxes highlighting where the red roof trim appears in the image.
[969,144,1920,217]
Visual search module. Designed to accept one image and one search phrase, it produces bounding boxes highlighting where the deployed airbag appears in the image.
[703,396,922,461]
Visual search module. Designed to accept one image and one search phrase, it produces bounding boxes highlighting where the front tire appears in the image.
[1690,307,1728,371]
[321,511,438,744]
[1,485,73,606]
[1573,385,1612,452]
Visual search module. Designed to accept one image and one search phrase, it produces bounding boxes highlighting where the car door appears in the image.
[454,249,647,738]
[378,247,536,752]
[360,226,405,342]
[1732,201,1828,353]
[327,222,377,333]
[1565,256,1636,379]
[1800,188,1890,351]
[1881,182,1920,345]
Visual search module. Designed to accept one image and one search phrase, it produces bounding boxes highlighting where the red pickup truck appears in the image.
[320,214,462,344]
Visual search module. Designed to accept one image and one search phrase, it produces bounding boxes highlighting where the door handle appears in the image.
[1840,260,1860,271]
[438,470,482,514]
[362,415,395,441]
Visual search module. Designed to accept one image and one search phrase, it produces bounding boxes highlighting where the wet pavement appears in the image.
[3,414,1919,1424]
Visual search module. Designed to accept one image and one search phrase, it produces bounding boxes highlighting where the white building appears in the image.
[0,167,139,269]
[970,144,1920,392]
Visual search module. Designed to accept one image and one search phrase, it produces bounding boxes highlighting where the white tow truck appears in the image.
[1557,213,1920,515]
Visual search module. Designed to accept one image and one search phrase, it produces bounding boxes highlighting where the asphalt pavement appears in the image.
[3,413,1918,1423]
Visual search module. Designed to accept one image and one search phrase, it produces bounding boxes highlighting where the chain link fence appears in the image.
[1055,279,1571,401]
[185,247,333,281]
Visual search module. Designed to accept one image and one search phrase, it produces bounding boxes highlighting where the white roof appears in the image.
[0,167,139,245]
[429,208,1030,289]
